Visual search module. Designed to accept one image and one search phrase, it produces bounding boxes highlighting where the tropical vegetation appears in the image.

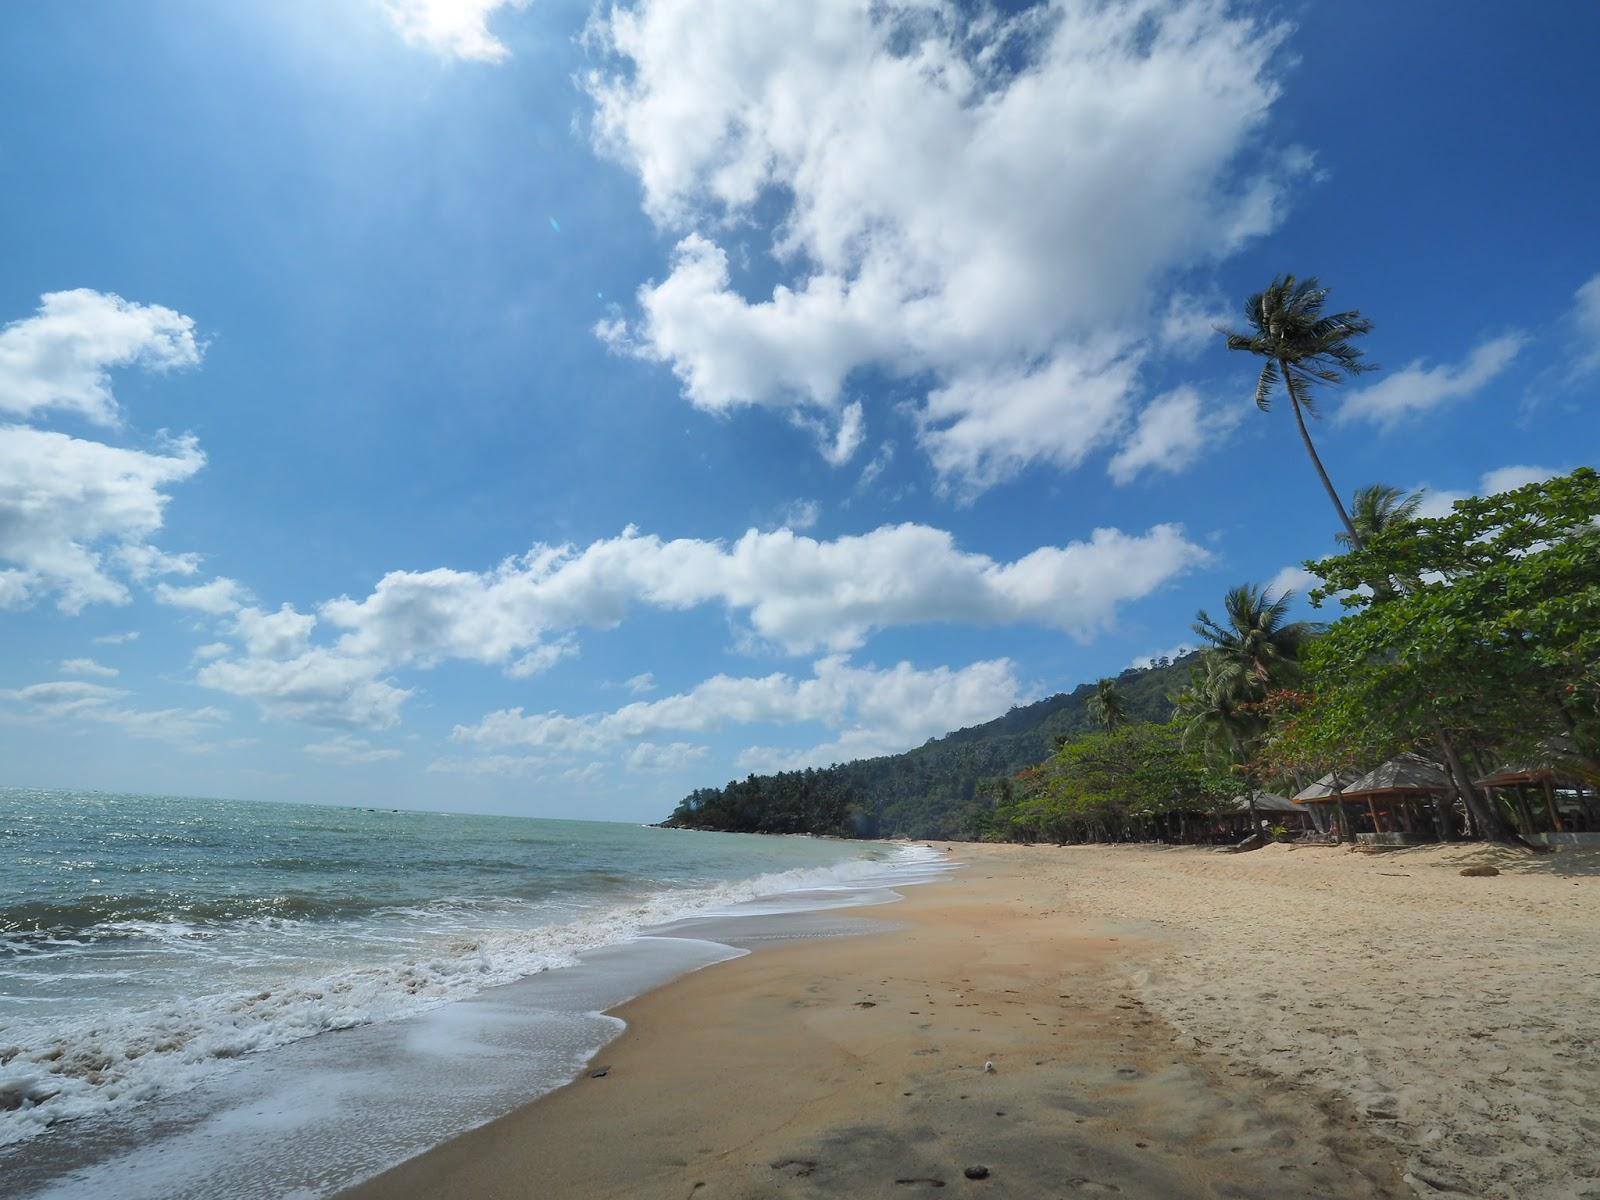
[666,276,1600,852]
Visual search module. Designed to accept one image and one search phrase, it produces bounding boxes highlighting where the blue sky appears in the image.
[1,0,1595,822]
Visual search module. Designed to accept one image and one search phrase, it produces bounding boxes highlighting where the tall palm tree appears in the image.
[1191,584,1314,692]
[1088,678,1126,731]
[1222,275,1377,546]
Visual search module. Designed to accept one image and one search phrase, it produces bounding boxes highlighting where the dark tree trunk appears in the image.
[1283,360,1362,546]
[1434,726,1527,846]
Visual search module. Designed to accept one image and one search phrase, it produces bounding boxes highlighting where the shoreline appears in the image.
[2,840,949,1200]
[343,843,1416,1200]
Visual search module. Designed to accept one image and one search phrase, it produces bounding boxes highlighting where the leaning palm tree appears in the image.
[1221,275,1377,546]
[1087,678,1126,731]
[1192,584,1314,692]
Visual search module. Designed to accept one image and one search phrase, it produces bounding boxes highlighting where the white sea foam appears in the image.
[0,843,945,1146]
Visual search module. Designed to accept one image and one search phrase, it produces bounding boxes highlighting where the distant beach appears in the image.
[347,841,1599,1200]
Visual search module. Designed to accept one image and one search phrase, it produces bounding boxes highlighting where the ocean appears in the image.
[0,787,951,1198]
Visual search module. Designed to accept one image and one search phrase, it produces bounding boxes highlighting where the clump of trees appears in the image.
[986,468,1600,846]
[1266,467,1600,839]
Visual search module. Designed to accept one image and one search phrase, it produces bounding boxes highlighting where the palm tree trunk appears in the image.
[1282,358,1362,547]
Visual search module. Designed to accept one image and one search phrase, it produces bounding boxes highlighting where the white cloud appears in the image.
[192,519,1201,733]
[60,657,119,679]
[318,521,1207,664]
[626,741,709,772]
[1157,290,1228,357]
[1413,464,1566,520]
[303,734,402,764]
[588,0,1298,491]
[1107,386,1240,485]
[506,635,578,679]
[233,604,316,657]
[454,653,1022,772]
[0,679,227,747]
[193,642,231,661]
[196,649,411,730]
[1480,464,1563,495]
[1339,334,1526,430]
[92,631,140,645]
[155,576,249,615]
[1268,564,1319,599]
[623,671,656,694]
[1128,642,1195,671]
[1570,272,1600,377]
[0,426,206,612]
[0,289,202,426]
[381,0,529,63]
[778,499,821,532]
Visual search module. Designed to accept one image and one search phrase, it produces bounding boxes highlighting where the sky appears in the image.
[1,0,1596,822]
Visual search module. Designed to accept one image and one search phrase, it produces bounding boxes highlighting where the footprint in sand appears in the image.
[769,1159,819,1178]
[1062,1179,1121,1194]
[893,1178,946,1188]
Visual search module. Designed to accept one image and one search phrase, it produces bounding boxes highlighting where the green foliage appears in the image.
[986,721,1232,843]
[662,654,1197,839]
[1273,469,1600,778]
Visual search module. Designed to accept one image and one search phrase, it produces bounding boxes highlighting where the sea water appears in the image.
[0,787,951,1197]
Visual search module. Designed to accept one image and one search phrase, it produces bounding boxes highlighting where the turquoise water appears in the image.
[0,787,903,1148]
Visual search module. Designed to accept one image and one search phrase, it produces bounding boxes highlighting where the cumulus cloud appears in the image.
[92,631,140,645]
[1339,334,1526,430]
[303,734,403,764]
[382,0,529,63]
[0,426,206,612]
[1267,564,1319,599]
[623,671,657,694]
[1479,464,1564,495]
[155,576,250,615]
[193,517,1200,731]
[588,0,1298,490]
[60,657,119,679]
[454,653,1022,772]
[319,521,1207,668]
[1413,464,1567,521]
[1107,386,1241,485]
[0,289,202,426]
[196,648,411,730]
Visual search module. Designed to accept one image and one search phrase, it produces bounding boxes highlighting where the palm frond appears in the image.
[1253,360,1278,411]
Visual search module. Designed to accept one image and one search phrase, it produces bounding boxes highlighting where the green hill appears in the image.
[662,651,1199,840]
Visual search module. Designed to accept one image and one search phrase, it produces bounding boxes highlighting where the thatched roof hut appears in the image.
[1292,769,1362,804]
[1342,753,1452,798]
[1230,792,1301,814]
[1338,753,1453,840]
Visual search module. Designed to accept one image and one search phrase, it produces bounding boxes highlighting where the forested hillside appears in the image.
[662,652,1198,840]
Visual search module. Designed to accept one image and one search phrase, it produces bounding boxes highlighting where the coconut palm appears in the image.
[1176,652,1267,829]
[1088,678,1126,731]
[1221,275,1376,546]
[1192,584,1314,692]
[1336,483,1424,549]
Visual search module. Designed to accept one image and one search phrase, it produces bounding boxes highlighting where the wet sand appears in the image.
[344,843,1414,1199]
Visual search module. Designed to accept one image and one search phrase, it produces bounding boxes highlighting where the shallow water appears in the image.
[0,787,951,1197]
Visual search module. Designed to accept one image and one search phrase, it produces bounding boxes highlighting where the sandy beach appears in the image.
[342,837,1600,1200]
